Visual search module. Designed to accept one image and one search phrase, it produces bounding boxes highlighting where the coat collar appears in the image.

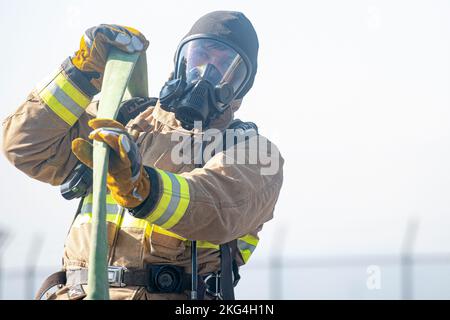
[152,100,237,134]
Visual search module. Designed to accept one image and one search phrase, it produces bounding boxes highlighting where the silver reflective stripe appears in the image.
[237,239,256,253]
[83,34,93,48]
[152,172,181,226]
[47,82,85,118]
[81,203,119,214]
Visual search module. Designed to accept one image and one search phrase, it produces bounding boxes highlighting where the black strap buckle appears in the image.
[203,273,222,299]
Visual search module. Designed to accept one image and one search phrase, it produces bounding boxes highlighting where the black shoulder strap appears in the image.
[116,96,158,125]
[66,197,85,236]
[222,119,258,152]
[219,241,239,300]
[229,240,241,286]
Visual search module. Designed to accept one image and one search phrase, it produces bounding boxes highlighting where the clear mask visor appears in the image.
[176,38,248,94]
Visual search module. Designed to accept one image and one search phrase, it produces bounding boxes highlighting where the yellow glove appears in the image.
[71,119,150,208]
[71,24,149,91]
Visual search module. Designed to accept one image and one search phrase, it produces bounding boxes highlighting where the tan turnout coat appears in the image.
[2,86,283,300]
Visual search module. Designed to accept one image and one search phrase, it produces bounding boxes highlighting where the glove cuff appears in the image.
[128,166,191,230]
[62,57,100,97]
[128,166,160,217]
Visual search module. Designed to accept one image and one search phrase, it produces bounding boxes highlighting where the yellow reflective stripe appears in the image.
[238,234,259,264]
[239,234,259,246]
[145,170,173,223]
[73,213,91,226]
[54,73,90,107]
[152,225,186,241]
[40,88,79,126]
[240,250,252,264]
[121,212,148,229]
[74,193,122,227]
[72,208,218,251]
[144,223,152,238]
[145,169,190,229]
[73,194,152,238]
[74,212,118,225]
[106,213,118,223]
[160,174,190,229]
[197,241,220,250]
[72,211,151,238]
[186,241,220,250]
[83,193,116,204]
[106,194,117,204]
[38,71,91,126]
[152,226,219,249]
[84,193,93,203]
[113,212,124,226]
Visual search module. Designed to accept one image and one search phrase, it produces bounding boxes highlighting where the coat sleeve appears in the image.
[2,60,98,186]
[133,134,284,244]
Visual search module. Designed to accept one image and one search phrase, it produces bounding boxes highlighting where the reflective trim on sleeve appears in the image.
[37,71,91,126]
[144,169,190,230]
[237,234,259,264]
[54,73,91,107]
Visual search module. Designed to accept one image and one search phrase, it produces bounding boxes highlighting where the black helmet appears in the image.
[176,11,259,99]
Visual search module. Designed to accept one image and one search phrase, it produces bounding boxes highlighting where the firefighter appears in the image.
[2,11,284,300]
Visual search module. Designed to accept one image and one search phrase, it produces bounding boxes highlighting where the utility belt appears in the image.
[36,264,236,300]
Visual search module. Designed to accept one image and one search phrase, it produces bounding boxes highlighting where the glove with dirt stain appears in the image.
[71,118,150,208]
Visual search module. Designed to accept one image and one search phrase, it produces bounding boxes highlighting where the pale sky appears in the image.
[0,0,449,299]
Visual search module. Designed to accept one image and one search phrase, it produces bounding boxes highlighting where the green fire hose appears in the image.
[87,48,148,300]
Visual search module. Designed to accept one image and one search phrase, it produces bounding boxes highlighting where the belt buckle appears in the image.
[204,272,222,299]
[108,266,126,287]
